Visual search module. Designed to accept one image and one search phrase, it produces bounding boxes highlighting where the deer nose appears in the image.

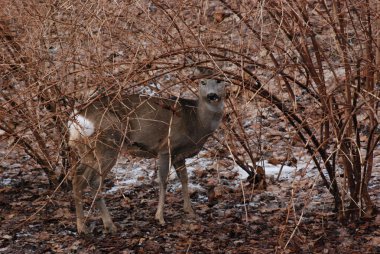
[207,93,220,102]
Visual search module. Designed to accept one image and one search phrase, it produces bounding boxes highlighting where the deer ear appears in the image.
[194,66,214,77]
[184,56,216,78]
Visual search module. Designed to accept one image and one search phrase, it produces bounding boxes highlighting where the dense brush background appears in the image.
[1,0,379,253]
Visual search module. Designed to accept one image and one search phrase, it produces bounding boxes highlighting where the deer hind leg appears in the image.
[89,171,117,233]
[73,159,116,234]
[155,153,170,225]
[89,139,119,233]
[174,160,195,217]
[73,137,120,233]
[73,163,92,234]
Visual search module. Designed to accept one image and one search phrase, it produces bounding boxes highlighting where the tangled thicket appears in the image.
[1,0,379,223]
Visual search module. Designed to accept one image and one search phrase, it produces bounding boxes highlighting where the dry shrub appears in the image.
[1,0,379,223]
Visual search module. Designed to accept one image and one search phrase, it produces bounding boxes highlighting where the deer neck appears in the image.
[197,99,224,132]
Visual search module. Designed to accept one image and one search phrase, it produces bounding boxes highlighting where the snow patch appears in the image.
[140,83,161,96]
[107,160,154,193]
[170,182,205,193]
[0,178,12,186]
[107,153,212,193]
[107,152,314,194]
[234,160,300,180]
[261,161,296,179]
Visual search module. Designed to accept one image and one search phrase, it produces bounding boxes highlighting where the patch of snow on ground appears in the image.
[0,178,12,187]
[107,152,317,194]
[139,83,161,96]
[169,182,205,193]
[107,158,154,193]
[262,161,296,179]
[108,151,214,194]
[234,158,319,181]
[233,160,296,180]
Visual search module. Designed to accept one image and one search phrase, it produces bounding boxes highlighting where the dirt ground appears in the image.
[1,140,379,254]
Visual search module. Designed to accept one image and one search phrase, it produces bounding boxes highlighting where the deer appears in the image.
[68,67,226,234]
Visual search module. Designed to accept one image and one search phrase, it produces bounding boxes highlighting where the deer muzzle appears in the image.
[207,93,221,103]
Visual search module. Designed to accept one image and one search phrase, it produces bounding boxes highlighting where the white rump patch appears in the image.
[68,111,95,141]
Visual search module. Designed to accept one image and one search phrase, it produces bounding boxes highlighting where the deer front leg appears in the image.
[174,160,195,217]
[155,153,170,225]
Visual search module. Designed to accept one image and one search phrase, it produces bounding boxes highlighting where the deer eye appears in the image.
[216,80,222,84]
[200,80,206,86]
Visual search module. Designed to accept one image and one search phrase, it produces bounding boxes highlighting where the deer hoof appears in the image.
[155,213,166,225]
[187,211,196,219]
[184,206,196,217]
[156,215,165,226]
[77,225,90,235]
[104,223,117,234]
[157,217,166,225]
